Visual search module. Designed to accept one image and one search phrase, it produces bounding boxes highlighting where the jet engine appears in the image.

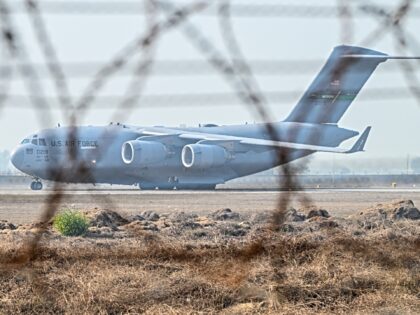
[121,140,167,166]
[181,144,228,169]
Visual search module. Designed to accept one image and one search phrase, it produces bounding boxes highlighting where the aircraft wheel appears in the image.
[30,181,43,190]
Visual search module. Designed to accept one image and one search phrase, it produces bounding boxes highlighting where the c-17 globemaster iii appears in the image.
[10,45,416,190]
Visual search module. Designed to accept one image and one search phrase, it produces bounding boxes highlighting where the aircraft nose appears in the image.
[11,147,24,170]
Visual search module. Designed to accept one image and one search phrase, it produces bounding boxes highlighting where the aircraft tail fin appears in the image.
[346,126,371,153]
[284,45,388,124]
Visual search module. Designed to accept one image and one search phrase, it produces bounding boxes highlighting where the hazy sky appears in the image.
[1,0,420,163]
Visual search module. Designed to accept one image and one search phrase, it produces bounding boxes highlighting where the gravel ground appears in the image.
[1,189,420,224]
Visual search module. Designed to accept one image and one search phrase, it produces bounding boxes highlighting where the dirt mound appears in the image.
[250,212,271,224]
[211,208,240,221]
[0,220,16,230]
[389,200,420,220]
[195,216,216,227]
[140,211,160,221]
[85,209,129,230]
[286,208,306,222]
[301,206,330,219]
[219,222,250,237]
[355,200,420,221]
[167,212,198,222]
[127,214,145,221]
[125,220,159,232]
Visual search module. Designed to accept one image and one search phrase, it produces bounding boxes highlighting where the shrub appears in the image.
[53,210,90,236]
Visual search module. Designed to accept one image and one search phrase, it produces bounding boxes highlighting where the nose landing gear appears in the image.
[30,180,43,191]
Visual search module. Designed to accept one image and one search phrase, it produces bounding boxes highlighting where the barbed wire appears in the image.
[0,59,407,79]
[5,1,420,18]
[1,0,420,312]
[1,87,416,109]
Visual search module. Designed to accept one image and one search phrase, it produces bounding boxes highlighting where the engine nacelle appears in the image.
[181,144,228,169]
[121,140,167,167]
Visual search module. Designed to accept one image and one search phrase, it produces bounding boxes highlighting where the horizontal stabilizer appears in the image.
[346,126,371,153]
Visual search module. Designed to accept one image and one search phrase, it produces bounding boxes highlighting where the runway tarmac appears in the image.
[1,188,420,224]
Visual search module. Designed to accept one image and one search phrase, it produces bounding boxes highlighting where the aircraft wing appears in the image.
[143,126,371,154]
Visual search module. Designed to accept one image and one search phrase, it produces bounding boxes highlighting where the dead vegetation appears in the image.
[0,200,419,314]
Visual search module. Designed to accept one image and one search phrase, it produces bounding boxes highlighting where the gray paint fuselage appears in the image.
[11,122,357,188]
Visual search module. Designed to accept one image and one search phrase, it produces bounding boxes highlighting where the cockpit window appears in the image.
[39,138,47,146]
[21,139,30,144]
[31,139,38,145]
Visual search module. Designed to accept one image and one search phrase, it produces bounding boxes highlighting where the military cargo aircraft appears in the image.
[10,45,408,190]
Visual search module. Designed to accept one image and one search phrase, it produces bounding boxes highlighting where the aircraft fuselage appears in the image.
[10,122,357,190]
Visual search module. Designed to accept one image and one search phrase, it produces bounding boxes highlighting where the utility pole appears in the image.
[407,154,410,175]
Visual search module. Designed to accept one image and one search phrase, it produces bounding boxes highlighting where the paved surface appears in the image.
[1,189,420,224]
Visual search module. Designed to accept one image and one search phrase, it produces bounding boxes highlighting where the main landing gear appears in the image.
[30,180,43,191]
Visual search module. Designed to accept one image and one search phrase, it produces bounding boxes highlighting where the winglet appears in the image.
[346,126,371,153]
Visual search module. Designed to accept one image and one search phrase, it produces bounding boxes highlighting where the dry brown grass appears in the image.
[0,206,419,314]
